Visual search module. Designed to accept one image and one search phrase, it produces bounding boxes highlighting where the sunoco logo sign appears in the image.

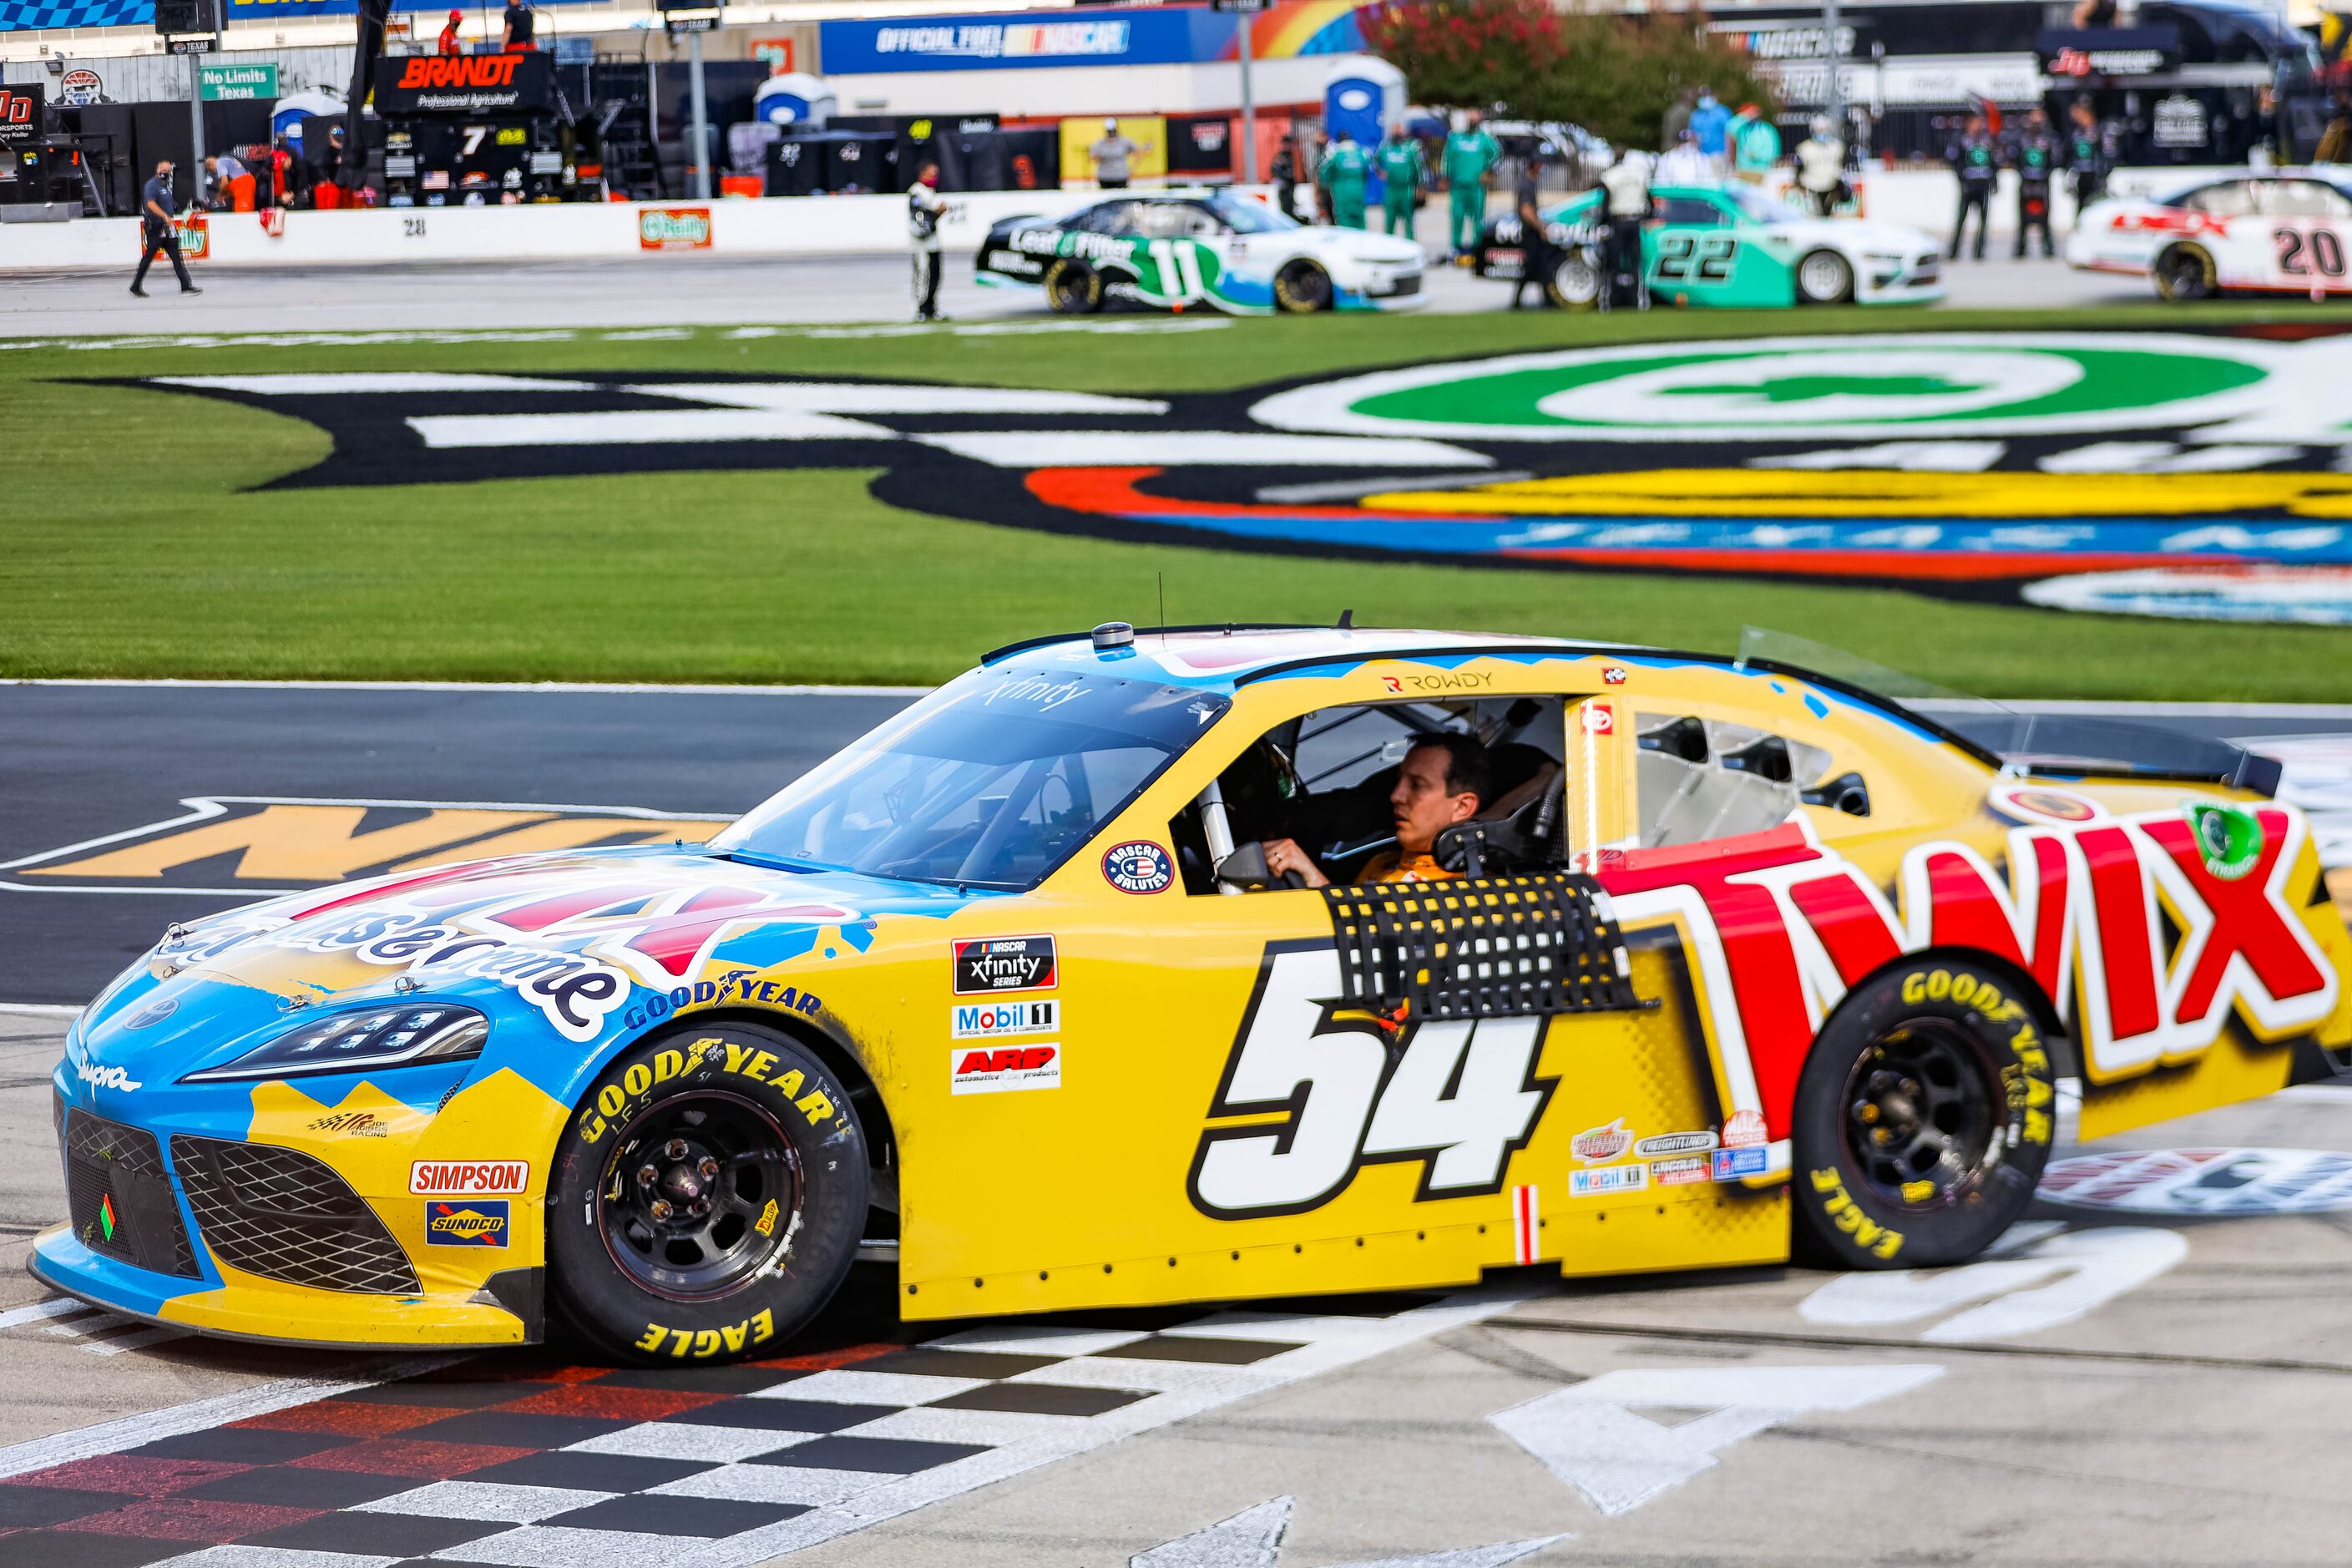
[640,207,713,250]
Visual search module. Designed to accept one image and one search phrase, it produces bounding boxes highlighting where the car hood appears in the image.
[1295,228,1424,263]
[1764,217,1940,253]
[66,846,964,1102]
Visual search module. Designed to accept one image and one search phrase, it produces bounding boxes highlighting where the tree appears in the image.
[1363,1,1778,149]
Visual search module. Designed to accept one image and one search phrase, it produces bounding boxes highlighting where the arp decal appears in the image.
[424,1198,510,1247]
[1188,944,1554,1219]
[0,796,729,895]
[119,331,2352,619]
[951,1043,1063,1095]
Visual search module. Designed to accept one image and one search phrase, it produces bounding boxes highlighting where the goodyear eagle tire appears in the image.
[1790,959,2056,1271]
[1044,259,1105,314]
[550,1023,867,1364]
[1543,251,1601,310]
[1273,259,1333,314]
[2154,243,2216,302]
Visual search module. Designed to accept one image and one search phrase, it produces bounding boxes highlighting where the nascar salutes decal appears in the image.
[951,1044,1062,1095]
[1101,840,1175,894]
[424,1198,510,1246]
[953,934,1058,994]
[410,1160,530,1196]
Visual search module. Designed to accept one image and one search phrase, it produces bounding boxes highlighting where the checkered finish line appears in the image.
[0,1290,1520,1566]
[0,0,149,32]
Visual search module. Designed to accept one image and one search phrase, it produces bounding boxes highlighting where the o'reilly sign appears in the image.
[200,62,276,100]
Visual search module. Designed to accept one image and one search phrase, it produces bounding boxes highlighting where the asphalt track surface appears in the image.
[4,1003,2351,1566]
[0,246,2142,338]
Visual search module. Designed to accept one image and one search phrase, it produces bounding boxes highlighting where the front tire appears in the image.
[1544,250,1601,310]
[549,1023,868,1363]
[2154,243,2216,302]
[1790,959,2056,1271]
[1273,259,1333,314]
[1044,258,1105,314]
[1796,248,1854,305]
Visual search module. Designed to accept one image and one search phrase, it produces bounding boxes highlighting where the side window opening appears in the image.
[1635,713,1857,849]
[1171,696,1567,893]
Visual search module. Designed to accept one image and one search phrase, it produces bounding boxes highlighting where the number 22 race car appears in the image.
[976,188,1425,316]
[42,627,2351,1361]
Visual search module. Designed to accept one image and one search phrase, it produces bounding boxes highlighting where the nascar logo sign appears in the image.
[640,206,712,250]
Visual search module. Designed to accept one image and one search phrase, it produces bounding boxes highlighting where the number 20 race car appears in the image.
[42,627,2352,1361]
[2067,172,2352,300]
[976,188,1426,316]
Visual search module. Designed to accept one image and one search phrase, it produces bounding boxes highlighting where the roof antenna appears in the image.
[1337,608,1354,630]
[1156,572,1166,643]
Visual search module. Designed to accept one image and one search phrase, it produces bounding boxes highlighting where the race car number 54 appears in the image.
[1186,945,1553,1218]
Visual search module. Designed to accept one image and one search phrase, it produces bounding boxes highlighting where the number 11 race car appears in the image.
[43,626,2351,1360]
[2067,171,2352,300]
[976,188,1426,316]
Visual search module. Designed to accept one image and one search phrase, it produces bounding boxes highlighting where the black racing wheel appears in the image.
[1795,248,1855,305]
[2154,243,2216,302]
[1273,259,1333,314]
[1044,258,1105,314]
[550,1022,867,1363]
[1790,959,2056,1270]
[1544,250,1601,310]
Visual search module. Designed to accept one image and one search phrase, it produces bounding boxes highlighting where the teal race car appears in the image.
[1476,182,1943,308]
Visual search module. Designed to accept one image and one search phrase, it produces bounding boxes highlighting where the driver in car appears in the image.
[1261,734,1491,888]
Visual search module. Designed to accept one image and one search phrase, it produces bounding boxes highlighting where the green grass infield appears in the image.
[9,301,2352,699]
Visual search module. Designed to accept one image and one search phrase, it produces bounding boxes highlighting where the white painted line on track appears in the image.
[0,1353,465,1480]
[0,1297,94,1328]
[0,1003,83,1019]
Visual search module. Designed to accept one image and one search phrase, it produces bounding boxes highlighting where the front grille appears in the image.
[1377,272,1423,298]
[173,1135,420,1294]
[60,1105,200,1277]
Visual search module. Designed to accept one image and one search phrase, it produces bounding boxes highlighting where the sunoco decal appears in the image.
[424,1198,510,1246]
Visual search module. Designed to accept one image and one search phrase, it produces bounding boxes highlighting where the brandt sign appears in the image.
[375,51,554,116]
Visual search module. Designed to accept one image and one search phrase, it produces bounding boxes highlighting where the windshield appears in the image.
[712,667,1229,891]
[1722,183,1798,226]
[1207,190,1298,234]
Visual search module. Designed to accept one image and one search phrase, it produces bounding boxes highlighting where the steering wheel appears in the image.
[1215,842,1308,891]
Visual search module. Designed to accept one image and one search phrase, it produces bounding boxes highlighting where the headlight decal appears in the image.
[180,1005,488,1084]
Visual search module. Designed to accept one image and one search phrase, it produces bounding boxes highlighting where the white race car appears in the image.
[975,188,1427,315]
[2066,171,2352,300]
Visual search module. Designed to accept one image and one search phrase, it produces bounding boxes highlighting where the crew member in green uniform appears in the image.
[1442,109,1501,262]
[1376,123,1424,239]
[1319,129,1371,230]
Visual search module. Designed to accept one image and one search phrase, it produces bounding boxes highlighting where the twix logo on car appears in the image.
[952,934,1057,994]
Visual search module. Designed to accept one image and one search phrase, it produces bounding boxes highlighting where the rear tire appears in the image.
[1796,248,1854,305]
[1044,259,1105,315]
[2154,243,2216,302]
[1273,259,1333,314]
[1543,250,1601,311]
[1790,959,2056,1271]
[549,1023,868,1364]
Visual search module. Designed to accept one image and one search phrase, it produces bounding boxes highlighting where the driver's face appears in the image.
[1389,746,1477,858]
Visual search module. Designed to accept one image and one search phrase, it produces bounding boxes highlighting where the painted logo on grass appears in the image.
[124,329,2352,621]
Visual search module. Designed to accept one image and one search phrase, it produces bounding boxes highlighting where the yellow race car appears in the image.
[43,625,2352,1361]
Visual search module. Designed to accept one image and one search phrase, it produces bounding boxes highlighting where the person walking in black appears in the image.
[908,160,946,321]
[131,159,200,298]
[1947,114,1996,260]
[2010,107,2058,258]
[1508,154,1556,309]
[2066,99,2112,213]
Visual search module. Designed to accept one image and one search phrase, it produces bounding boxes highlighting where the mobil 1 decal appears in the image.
[1187,942,1555,1219]
[124,327,2352,622]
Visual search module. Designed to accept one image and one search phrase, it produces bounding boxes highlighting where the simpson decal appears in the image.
[409,1161,529,1196]
[951,1044,1062,1095]
[953,934,1058,994]
[424,1199,510,1247]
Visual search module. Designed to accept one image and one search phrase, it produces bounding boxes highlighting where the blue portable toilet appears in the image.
[271,91,344,153]
[1322,58,1404,203]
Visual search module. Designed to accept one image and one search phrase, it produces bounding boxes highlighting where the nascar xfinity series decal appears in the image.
[111,328,2352,620]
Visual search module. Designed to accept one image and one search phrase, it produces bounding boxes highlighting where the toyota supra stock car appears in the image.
[43,627,2352,1362]
[975,188,1425,316]
[1478,183,1943,309]
[2066,170,2352,300]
